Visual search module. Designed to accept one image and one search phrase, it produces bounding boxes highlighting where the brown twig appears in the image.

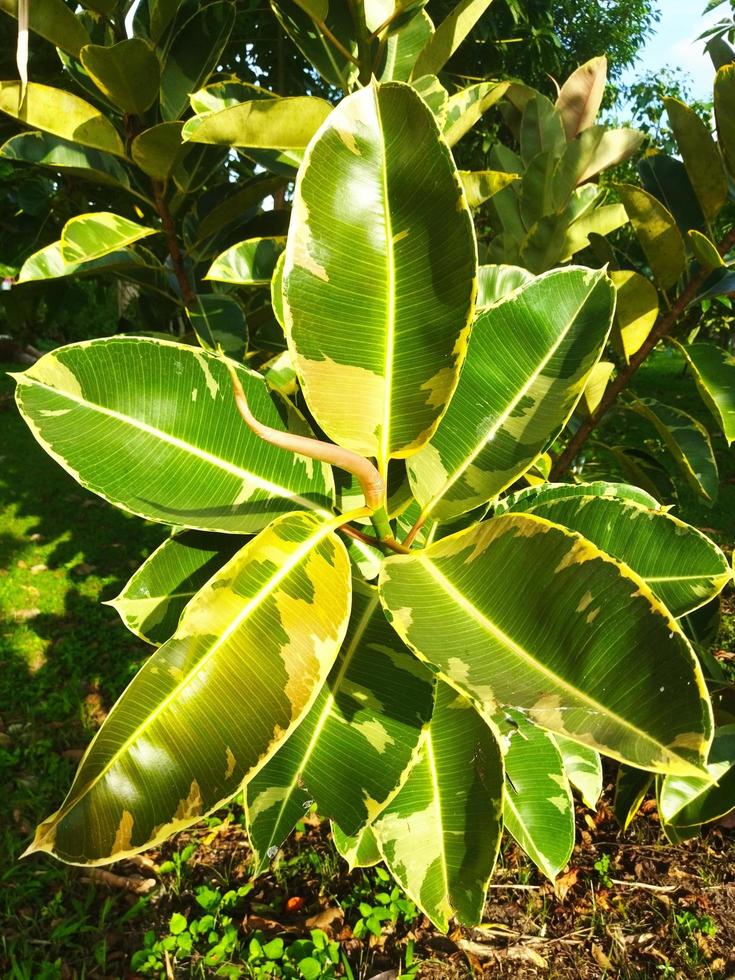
[152,179,195,307]
[549,224,735,480]
[339,523,410,555]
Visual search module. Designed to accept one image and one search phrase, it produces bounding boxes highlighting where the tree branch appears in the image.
[151,179,195,307]
[549,224,735,480]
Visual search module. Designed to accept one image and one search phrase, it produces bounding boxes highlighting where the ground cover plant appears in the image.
[2,0,735,976]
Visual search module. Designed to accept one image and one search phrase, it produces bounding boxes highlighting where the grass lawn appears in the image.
[1,352,734,979]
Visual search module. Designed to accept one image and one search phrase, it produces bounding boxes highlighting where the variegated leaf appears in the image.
[499,484,731,616]
[109,531,246,645]
[60,212,156,263]
[207,237,286,286]
[614,766,652,830]
[610,270,659,364]
[407,268,615,522]
[283,81,476,472]
[245,583,434,869]
[554,735,603,810]
[373,681,504,931]
[24,513,351,865]
[659,725,735,829]
[380,514,713,775]
[476,264,533,309]
[628,397,718,502]
[332,821,382,869]
[13,338,334,534]
[499,711,574,880]
[671,341,735,444]
[442,81,508,147]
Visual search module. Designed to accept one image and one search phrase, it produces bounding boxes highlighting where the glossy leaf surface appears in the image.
[246,584,434,867]
[659,726,735,828]
[207,237,286,286]
[373,682,503,931]
[183,97,332,150]
[672,341,735,444]
[60,213,156,263]
[160,2,235,120]
[14,338,334,534]
[284,81,476,466]
[615,183,686,290]
[555,56,607,139]
[0,131,130,188]
[407,268,614,521]
[554,735,603,810]
[380,513,712,775]
[610,270,658,363]
[81,39,160,115]
[110,531,245,645]
[25,513,351,864]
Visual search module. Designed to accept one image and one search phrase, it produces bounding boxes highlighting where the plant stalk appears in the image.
[152,179,195,307]
[549,224,735,480]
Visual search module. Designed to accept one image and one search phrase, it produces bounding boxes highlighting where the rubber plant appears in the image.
[11,2,733,932]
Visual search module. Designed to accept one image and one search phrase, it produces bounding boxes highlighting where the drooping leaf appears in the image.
[554,127,643,204]
[500,711,574,880]
[442,81,508,146]
[246,583,435,868]
[207,237,286,286]
[183,97,332,154]
[659,725,735,829]
[0,131,130,189]
[614,766,652,830]
[501,486,730,616]
[60,213,157,264]
[13,338,334,534]
[555,56,607,140]
[412,0,495,78]
[554,735,603,810]
[187,294,248,361]
[270,0,358,90]
[628,397,718,502]
[131,122,187,180]
[0,82,124,156]
[671,341,735,444]
[407,268,614,522]
[0,0,90,57]
[460,170,518,207]
[81,39,160,115]
[610,270,659,363]
[664,97,727,222]
[109,530,246,645]
[159,1,235,120]
[283,81,476,467]
[714,63,735,178]
[332,822,381,869]
[379,9,433,82]
[373,681,503,931]
[24,513,351,865]
[476,263,533,308]
[614,183,686,290]
[380,513,713,775]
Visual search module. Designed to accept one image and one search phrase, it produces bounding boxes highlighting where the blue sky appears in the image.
[618,0,724,100]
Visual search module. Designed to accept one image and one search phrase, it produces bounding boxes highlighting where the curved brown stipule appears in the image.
[225,360,386,513]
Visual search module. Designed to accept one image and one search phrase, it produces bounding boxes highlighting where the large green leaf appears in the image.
[494,480,660,514]
[442,81,508,146]
[610,269,658,364]
[110,531,245,645]
[246,583,435,868]
[270,0,358,90]
[614,766,652,830]
[614,183,686,290]
[412,0,495,78]
[24,513,351,865]
[664,97,727,223]
[160,1,235,120]
[131,122,187,180]
[206,237,286,286]
[714,64,735,178]
[60,213,156,263]
[283,81,476,469]
[559,204,629,261]
[13,338,334,534]
[555,56,607,140]
[659,725,735,829]
[17,242,148,283]
[460,170,518,207]
[373,681,503,931]
[628,397,718,502]
[554,735,603,810]
[81,39,160,115]
[380,513,713,775]
[0,131,130,189]
[500,711,574,880]
[638,154,706,236]
[407,268,614,522]
[671,341,735,444]
[0,82,124,156]
[332,822,381,869]
[190,80,276,114]
[476,263,533,308]
[183,97,332,150]
[379,10,434,82]
[0,0,90,57]
[553,127,643,204]
[520,94,566,165]
[499,486,730,616]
